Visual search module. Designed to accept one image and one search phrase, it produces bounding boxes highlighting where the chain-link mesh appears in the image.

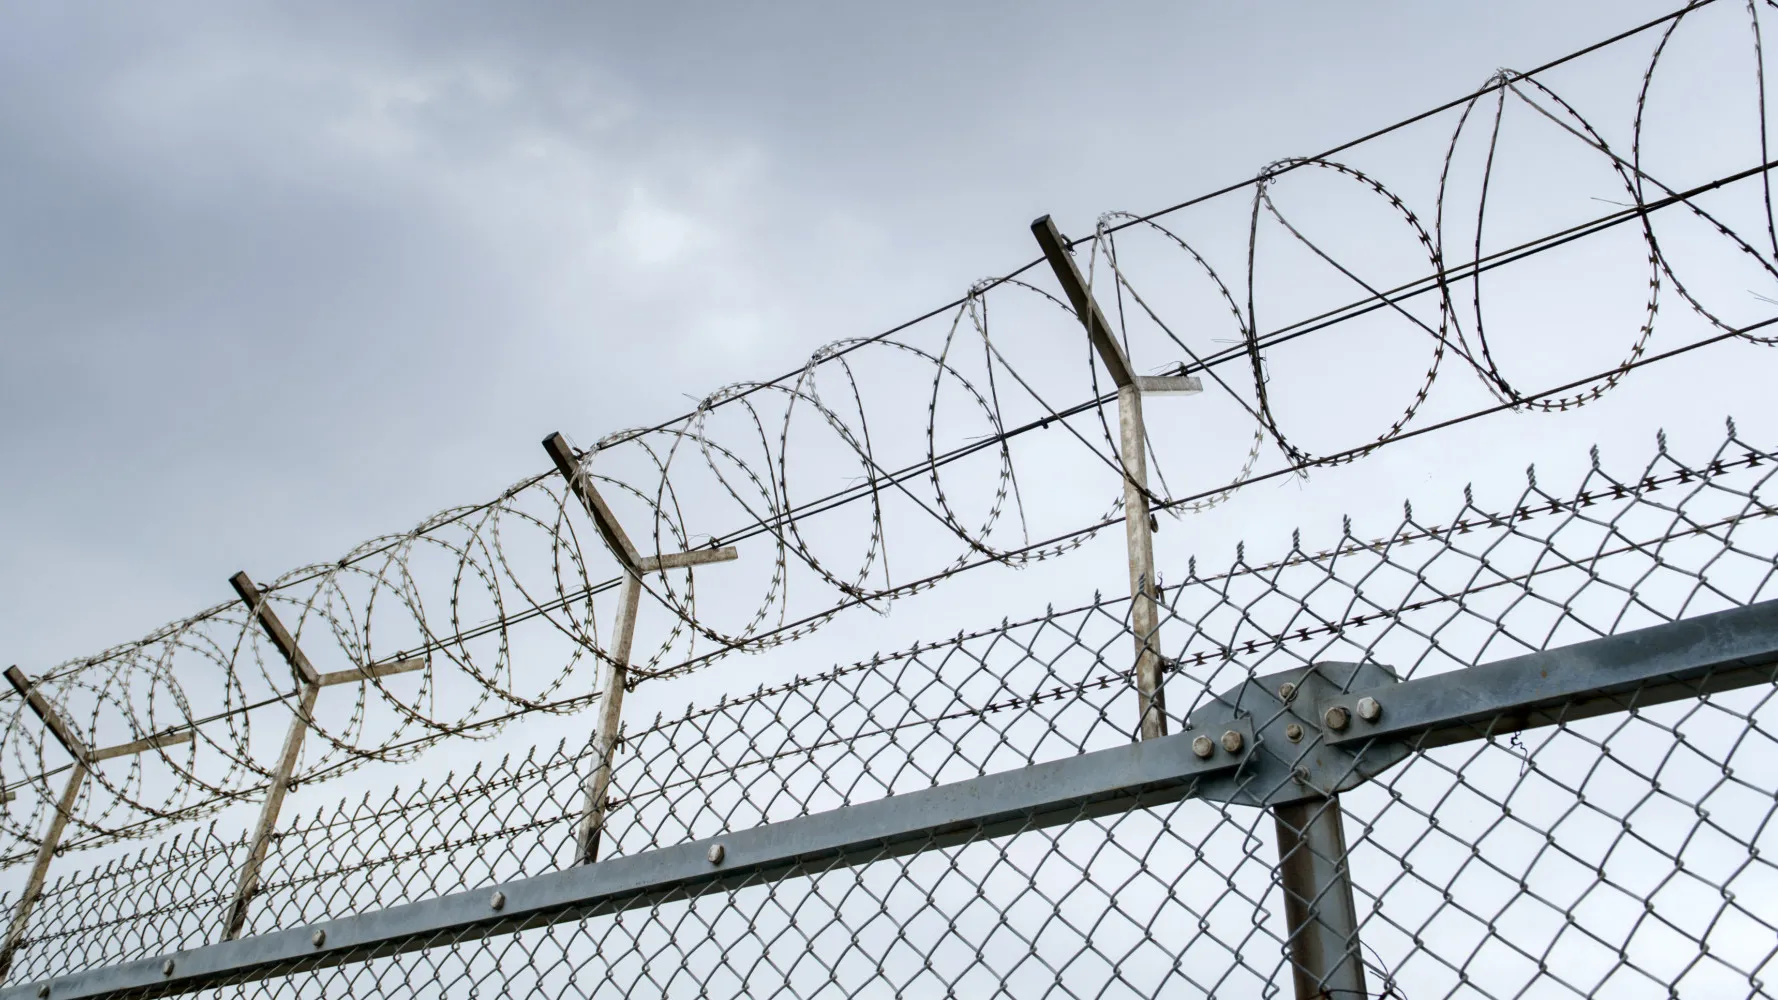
[5,421,1775,998]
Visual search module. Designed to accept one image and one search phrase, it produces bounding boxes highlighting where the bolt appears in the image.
[1292,767,1310,785]
[490,891,505,912]
[1277,682,1297,702]
[1220,730,1244,754]
[1356,696,1382,722]
[1324,705,1351,731]
[162,959,175,977]
[1191,735,1215,758]
[311,928,326,948]
[1285,723,1304,742]
[37,987,48,999]
[707,843,726,865]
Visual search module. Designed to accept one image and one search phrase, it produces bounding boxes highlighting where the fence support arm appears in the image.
[0,668,194,977]
[1033,215,1203,740]
[542,432,740,864]
[575,571,642,864]
[0,764,83,979]
[222,574,423,940]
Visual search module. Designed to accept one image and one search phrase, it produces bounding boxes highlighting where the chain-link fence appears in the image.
[4,420,1775,998]
[8,1,1778,992]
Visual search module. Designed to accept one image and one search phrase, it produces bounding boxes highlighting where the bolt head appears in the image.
[162,959,175,976]
[311,928,326,948]
[1277,682,1297,702]
[37,986,48,998]
[707,843,726,865]
[1285,723,1304,742]
[1356,696,1382,722]
[1191,735,1215,759]
[1220,729,1244,754]
[490,891,505,912]
[1324,705,1351,731]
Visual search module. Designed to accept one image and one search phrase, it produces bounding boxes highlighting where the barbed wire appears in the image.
[4,0,1776,860]
[7,415,1776,1000]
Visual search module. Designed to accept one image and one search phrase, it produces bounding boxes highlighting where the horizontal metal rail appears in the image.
[5,719,1257,999]
[11,598,1778,1000]
[1322,599,1778,750]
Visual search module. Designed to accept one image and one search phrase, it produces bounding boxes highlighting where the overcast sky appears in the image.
[9,7,1778,994]
[0,1,1711,674]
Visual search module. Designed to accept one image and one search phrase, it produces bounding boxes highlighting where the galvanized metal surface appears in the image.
[1034,216,1177,740]
[0,719,1255,1000]
[222,681,318,942]
[3,11,1778,991]
[1189,660,1408,806]
[544,435,744,865]
[227,573,319,688]
[1322,599,1778,751]
[1130,374,1205,395]
[19,583,1778,996]
[1030,214,1137,389]
[1117,383,1168,740]
[542,431,643,572]
[2,670,86,762]
[575,571,641,865]
[1273,796,1368,1000]
[0,767,82,979]
[4,396,1777,1000]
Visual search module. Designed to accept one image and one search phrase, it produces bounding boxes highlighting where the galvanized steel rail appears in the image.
[11,601,1775,1000]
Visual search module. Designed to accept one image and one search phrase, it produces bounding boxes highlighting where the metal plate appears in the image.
[1186,661,1406,806]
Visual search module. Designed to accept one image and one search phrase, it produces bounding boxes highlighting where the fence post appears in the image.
[1032,215,1202,740]
[1272,795,1368,1000]
[574,571,641,864]
[543,432,739,863]
[221,573,423,940]
[0,667,191,977]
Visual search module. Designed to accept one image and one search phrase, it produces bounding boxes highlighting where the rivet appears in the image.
[1324,705,1351,731]
[311,928,326,948]
[1356,696,1382,722]
[162,959,175,976]
[1285,723,1304,742]
[1191,735,1215,759]
[1220,730,1243,754]
[1277,682,1297,702]
[707,843,725,865]
[490,891,505,912]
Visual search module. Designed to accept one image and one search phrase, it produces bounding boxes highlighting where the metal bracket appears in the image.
[221,574,425,941]
[1185,661,1405,807]
[0,668,194,978]
[541,430,743,864]
[1032,214,1206,741]
[1131,375,1204,396]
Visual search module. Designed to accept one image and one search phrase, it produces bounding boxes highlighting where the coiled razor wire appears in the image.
[5,417,1778,999]
[5,0,1778,858]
